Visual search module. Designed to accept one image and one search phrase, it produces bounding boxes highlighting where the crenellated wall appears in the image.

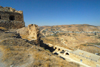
[0,6,23,14]
[0,6,25,29]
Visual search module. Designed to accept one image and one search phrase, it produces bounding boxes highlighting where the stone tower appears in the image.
[0,6,25,29]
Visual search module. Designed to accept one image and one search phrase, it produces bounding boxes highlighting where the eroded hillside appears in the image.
[40,24,100,55]
[0,27,79,67]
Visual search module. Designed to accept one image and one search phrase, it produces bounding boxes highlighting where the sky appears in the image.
[0,0,100,26]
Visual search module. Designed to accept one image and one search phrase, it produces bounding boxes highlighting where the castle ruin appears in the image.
[0,6,25,29]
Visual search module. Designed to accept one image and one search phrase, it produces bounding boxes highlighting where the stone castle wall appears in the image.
[0,20,25,29]
[0,6,25,29]
[17,24,41,46]
[0,6,23,14]
[0,11,24,21]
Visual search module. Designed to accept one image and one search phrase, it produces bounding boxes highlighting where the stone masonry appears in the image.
[0,6,25,29]
[17,24,41,46]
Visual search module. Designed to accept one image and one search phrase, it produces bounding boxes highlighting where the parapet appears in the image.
[0,6,25,29]
[0,6,23,14]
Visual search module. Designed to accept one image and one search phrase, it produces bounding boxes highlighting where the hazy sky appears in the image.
[0,0,100,26]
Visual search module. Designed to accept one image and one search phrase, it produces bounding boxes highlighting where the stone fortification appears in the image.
[0,6,23,14]
[17,24,41,46]
[0,6,25,29]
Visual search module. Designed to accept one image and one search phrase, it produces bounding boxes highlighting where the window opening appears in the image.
[9,15,15,20]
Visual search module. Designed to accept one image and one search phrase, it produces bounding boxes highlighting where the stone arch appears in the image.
[9,15,15,20]
[54,52,58,55]
[65,53,69,55]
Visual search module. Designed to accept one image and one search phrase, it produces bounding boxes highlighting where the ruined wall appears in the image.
[51,44,100,67]
[0,11,23,21]
[0,6,25,29]
[17,24,41,46]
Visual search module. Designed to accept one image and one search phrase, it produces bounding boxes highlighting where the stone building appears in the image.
[51,45,100,67]
[70,49,100,67]
[0,6,25,29]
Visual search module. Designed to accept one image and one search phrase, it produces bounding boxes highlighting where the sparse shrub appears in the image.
[46,49,50,52]
[53,33,58,37]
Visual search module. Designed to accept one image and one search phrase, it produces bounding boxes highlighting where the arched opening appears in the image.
[54,52,58,55]
[60,50,65,53]
[0,16,1,19]
[9,15,15,20]
[55,47,57,49]
[66,53,69,55]
[58,48,60,51]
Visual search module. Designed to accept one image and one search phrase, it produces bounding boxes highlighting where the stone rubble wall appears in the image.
[0,20,25,29]
[0,6,23,14]
[17,24,41,46]
[0,11,24,21]
[0,6,25,29]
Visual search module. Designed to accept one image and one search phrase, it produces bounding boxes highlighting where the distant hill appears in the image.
[39,24,100,37]
[39,24,100,32]
[40,24,100,55]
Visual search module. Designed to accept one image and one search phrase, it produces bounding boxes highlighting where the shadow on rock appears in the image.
[40,40,55,52]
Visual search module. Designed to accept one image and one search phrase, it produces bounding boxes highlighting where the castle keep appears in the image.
[0,6,25,29]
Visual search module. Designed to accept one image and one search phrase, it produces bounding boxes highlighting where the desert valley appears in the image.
[0,6,100,67]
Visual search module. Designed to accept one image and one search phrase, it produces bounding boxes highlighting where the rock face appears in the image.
[0,6,25,29]
[17,24,41,46]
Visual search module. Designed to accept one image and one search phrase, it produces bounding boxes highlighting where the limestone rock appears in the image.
[17,24,41,46]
